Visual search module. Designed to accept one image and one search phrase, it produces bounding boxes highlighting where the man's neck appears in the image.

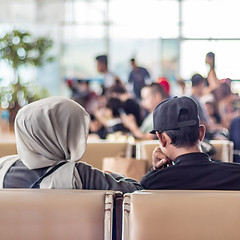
[171,144,203,161]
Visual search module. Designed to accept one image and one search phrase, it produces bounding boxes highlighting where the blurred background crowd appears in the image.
[1,0,240,162]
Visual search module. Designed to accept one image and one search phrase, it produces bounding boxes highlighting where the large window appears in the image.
[109,0,179,39]
[0,0,239,96]
[182,0,240,38]
[181,40,240,80]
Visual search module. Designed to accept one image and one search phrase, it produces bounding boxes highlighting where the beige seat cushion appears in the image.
[81,140,128,170]
[102,157,148,181]
[139,140,234,167]
[139,140,159,169]
[0,189,114,240]
[0,141,17,158]
[123,190,240,240]
[210,140,234,162]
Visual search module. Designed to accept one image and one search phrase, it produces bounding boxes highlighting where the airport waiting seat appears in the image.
[210,140,234,162]
[0,140,128,170]
[122,190,240,240]
[138,140,159,169]
[0,189,116,240]
[81,140,128,170]
[0,141,17,158]
[139,140,234,167]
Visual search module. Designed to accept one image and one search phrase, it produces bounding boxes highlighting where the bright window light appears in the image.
[182,0,240,38]
[109,0,179,38]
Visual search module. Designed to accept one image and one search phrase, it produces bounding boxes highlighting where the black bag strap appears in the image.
[30,161,67,189]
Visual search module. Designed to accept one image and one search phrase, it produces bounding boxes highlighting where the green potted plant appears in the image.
[0,29,54,127]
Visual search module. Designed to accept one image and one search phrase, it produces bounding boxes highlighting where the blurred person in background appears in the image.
[230,115,240,163]
[157,77,171,97]
[128,58,151,100]
[89,114,108,139]
[107,83,143,127]
[212,82,240,129]
[96,55,119,93]
[205,101,221,125]
[177,77,186,96]
[66,79,99,115]
[204,100,229,140]
[190,73,209,126]
[205,52,220,94]
[94,97,129,138]
[121,83,168,140]
[190,73,229,140]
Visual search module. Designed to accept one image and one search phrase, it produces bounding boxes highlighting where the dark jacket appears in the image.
[141,152,240,190]
[230,116,240,163]
[4,160,142,193]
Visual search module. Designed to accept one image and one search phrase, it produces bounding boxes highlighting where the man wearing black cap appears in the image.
[140,96,240,190]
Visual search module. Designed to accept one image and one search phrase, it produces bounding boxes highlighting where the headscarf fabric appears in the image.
[14,97,90,169]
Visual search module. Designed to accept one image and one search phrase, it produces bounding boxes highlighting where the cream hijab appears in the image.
[14,96,90,170]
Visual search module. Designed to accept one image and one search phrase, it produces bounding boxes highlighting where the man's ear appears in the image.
[156,131,167,147]
[199,125,206,141]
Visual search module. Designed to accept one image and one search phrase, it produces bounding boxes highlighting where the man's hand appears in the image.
[152,147,172,170]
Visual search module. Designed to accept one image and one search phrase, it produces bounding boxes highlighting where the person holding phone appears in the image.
[205,52,220,92]
[140,96,240,190]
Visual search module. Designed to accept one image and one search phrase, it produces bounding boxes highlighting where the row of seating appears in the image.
[139,139,234,168]
[0,139,234,165]
[0,139,234,180]
[1,189,240,240]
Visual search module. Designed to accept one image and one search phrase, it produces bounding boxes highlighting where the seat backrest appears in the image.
[0,141,17,158]
[81,140,128,169]
[139,140,159,169]
[140,140,234,166]
[0,189,114,240]
[210,140,234,162]
[102,157,148,181]
[123,190,240,240]
[0,140,128,170]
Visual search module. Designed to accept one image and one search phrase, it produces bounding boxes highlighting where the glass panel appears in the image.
[0,0,35,23]
[0,2,12,22]
[71,0,106,24]
[161,39,179,78]
[110,39,161,82]
[161,39,180,96]
[62,37,106,95]
[109,0,179,38]
[62,23,106,93]
[182,0,240,38]
[62,38,105,78]
[63,25,105,39]
[65,0,74,23]
[35,0,65,24]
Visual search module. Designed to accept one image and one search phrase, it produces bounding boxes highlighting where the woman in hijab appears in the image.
[0,97,142,193]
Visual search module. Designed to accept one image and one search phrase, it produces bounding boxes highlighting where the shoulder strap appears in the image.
[30,161,67,189]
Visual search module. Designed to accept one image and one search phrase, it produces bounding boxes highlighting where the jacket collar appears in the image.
[174,152,212,165]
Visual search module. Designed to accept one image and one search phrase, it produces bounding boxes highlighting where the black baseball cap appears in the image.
[150,96,200,134]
